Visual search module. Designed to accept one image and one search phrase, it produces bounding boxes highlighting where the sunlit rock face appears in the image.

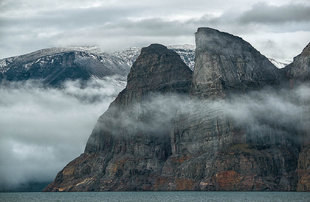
[193,27,281,98]
[46,28,309,192]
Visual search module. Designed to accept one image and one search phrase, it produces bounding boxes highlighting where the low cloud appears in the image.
[0,77,126,189]
[91,84,310,147]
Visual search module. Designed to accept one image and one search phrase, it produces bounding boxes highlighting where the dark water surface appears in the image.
[0,192,309,202]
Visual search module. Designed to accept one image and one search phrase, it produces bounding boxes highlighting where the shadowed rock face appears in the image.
[45,28,309,192]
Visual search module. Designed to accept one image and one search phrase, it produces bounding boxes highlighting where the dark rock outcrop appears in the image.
[46,28,309,191]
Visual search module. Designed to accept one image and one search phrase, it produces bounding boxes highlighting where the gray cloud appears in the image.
[0,77,126,189]
[240,3,310,24]
[1,0,310,62]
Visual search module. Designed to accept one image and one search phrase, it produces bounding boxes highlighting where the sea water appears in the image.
[0,192,309,202]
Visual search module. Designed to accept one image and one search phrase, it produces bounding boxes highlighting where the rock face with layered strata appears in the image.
[46,28,309,192]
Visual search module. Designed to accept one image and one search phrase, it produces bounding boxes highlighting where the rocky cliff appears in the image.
[45,28,309,191]
[193,27,281,98]
[163,28,299,191]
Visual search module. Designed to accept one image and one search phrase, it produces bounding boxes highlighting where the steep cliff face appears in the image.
[45,44,192,191]
[46,28,308,192]
[193,27,281,97]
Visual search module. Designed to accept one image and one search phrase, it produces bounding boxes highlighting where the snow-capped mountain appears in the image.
[0,46,130,87]
[113,47,141,67]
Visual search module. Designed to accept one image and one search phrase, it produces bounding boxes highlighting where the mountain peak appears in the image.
[140,44,169,55]
[301,42,310,56]
[114,43,192,106]
[193,27,280,97]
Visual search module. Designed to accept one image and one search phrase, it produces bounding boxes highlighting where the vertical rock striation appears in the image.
[193,27,281,98]
[165,27,299,191]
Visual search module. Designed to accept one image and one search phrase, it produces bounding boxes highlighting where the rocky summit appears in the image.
[193,27,281,98]
[45,28,310,191]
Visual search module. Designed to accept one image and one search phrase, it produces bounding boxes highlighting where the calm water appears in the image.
[0,192,309,202]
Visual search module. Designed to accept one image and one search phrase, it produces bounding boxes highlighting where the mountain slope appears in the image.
[0,47,130,87]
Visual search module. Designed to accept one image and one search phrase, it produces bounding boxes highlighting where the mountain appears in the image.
[170,28,300,191]
[193,27,282,98]
[45,44,193,191]
[45,27,310,191]
[0,46,130,87]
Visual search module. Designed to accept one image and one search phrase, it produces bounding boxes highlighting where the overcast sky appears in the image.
[1,0,310,61]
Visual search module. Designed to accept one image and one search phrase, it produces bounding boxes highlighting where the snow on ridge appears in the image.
[268,58,291,69]
[168,44,196,50]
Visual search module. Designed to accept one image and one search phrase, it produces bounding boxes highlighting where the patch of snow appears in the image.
[268,58,291,69]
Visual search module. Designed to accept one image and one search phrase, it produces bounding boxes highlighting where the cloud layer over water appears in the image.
[0,77,126,189]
